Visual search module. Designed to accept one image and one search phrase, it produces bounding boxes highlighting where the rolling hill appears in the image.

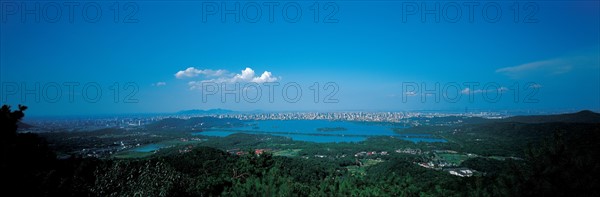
[502,110,600,124]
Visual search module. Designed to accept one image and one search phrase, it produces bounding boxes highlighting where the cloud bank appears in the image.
[153,82,167,86]
[175,67,228,79]
[496,58,574,78]
[175,67,279,90]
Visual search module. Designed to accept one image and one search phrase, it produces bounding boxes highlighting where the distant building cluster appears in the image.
[202,111,504,125]
[23,116,154,132]
[396,148,423,155]
[354,151,388,157]
[445,168,474,177]
[22,111,506,133]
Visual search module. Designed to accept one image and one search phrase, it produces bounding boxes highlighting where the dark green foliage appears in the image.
[506,132,600,196]
[93,159,184,196]
[202,133,291,149]
[0,104,27,139]
[503,110,600,124]
[364,157,465,196]
[1,105,52,196]
[461,157,507,175]
[3,105,600,196]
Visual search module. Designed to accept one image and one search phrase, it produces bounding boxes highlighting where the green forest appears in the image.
[2,105,599,196]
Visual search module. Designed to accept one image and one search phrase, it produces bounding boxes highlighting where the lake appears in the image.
[192,120,447,143]
[133,144,164,152]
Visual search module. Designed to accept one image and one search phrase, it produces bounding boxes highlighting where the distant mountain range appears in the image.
[502,110,600,124]
[176,109,236,115]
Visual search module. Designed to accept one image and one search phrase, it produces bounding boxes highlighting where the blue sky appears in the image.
[1,0,599,116]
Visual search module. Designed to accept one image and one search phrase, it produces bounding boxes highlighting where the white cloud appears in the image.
[229,68,279,83]
[153,82,166,86]
[178,67,279,90]
[234,67,255,81]
[461,87,508,94]
[460,88,471,94]
[253,71,278,83]
[404,91,417,96]
[529,84,542,89]
[187,81,202,90]
[174,67,228,79]
[460,88,485,94]
[496,59,572,78]
[498,87,509,92]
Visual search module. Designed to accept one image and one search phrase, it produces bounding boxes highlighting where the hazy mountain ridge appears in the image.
[176,109,235,115]
[502,110,600,124]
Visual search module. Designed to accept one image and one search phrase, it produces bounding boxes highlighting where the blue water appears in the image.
[241,120,394,136]
[197,131,234,137]
[133,144,163,152]
[192,120,447,143]
[197,131,366,143]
